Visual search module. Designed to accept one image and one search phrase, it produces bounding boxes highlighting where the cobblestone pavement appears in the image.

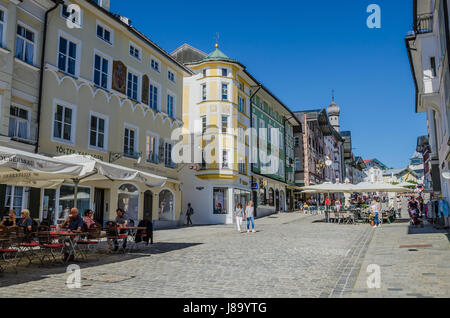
[349,219,450,298]
[0,212,449,298]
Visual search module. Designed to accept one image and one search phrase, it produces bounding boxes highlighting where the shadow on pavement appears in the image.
[407,222,449,235]
[0,242,202,288]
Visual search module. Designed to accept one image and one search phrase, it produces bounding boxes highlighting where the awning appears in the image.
[56,155,167,188]
[301,181,412,194]
[0,146,83,188]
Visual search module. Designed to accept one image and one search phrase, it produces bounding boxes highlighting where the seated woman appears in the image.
[18,209,33,232]
[83,209,96,229]
[1,210,17,227]
[84,209,107,238]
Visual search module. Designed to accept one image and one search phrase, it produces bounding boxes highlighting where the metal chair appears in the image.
[106,222,128,253]
[0,228,20,273]
[38,231,64,266]
[77,224,101,259]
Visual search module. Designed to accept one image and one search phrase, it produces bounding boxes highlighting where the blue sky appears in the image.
[112,0,426,169]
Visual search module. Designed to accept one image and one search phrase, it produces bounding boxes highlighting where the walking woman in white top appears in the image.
[245,201,256,233]
[371,198,381,228]
[234,203,244,233]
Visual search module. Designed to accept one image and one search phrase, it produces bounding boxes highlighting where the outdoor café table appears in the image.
[121,227,147,251]
[46,231,87,262]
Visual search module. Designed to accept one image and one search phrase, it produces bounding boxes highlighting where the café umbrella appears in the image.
[55,155,167,207]
[0,146,83,188]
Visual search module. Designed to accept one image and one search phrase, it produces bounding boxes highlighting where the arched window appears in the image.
[159,189,174,221]
[269,188,274,206]
[118,183,139,224]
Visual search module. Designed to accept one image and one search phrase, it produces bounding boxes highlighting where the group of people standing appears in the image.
[184,202,256,233]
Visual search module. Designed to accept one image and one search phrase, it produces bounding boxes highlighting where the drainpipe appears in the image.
[35,0,63,154]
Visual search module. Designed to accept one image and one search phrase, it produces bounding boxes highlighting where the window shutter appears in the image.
[158,139,165,163]
[142,75,149,105]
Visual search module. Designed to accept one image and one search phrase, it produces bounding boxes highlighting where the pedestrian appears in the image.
[371,198,381,228]
[186,203,194,226]
[335,199,342,213]
[234,203,244,233]
[245,201,256,233]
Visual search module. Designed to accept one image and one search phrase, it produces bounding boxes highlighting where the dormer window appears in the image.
[96,22,113,44]
[151,57,160,72]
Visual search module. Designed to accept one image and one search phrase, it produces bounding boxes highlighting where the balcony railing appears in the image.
[415,13,433,34]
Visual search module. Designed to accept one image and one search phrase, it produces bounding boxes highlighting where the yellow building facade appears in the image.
[0,0,191,227]
[176,44,255,224]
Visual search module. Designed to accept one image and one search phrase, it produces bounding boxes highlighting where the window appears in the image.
[239,158,246,175]
[58,185,90,222]
[202,84,207,101]
[222,116,228,134]
[96,23,112,44]
[9,105,30,140]
[295,158,301,171]
[222,68,228,77]
[124,127,137,157]
[89,114,107,150]
[58,35,78,76]
[213,188,228,214]
[294,137,300,147]
[93,53,109,89]
[149,83,158,110]
[53,103,74,143]
[167,94,174,118]
[0,9,5,47]
[146,134,157,163]
[222,150,229,168]
[127,71,139,101]
[164,142,173,168]
[222,83,228,100]
[129,43,141,60]
[430,57,437,77]
[168,69,176,83]
[269,188,274,206]
[268,125,272,144]
[238,96,245,113]
[151,58,160,72]
[15,24,35,65]
[159,190,174,221]
[5,186,25,217]
[203,69,207,77]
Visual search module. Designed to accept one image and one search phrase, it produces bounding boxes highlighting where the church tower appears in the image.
[327,92,341,132]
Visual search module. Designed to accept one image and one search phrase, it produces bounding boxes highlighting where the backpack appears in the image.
[189,207,194,215]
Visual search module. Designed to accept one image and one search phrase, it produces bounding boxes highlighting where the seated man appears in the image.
[61,208,84,232]
[113,208,128,251]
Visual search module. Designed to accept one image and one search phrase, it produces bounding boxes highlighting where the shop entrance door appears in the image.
[94,188,105,226]
[144,190,153,221]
